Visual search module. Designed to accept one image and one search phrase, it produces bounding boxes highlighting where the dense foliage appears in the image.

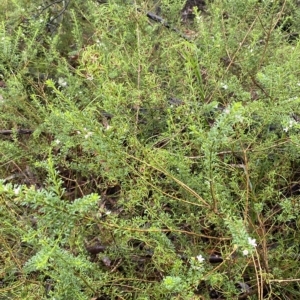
[1,0,300,299]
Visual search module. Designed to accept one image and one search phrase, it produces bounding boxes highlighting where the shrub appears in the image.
[0,0,299,299]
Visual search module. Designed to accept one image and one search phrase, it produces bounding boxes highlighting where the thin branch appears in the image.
[142,10,192,41]
[0,129,34,135]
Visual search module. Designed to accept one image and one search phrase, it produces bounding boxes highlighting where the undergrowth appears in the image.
[0,0,300,299]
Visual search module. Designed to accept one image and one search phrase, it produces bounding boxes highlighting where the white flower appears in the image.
[221,83,228,90]
[248,237,257,248]
[242,249,249,256]
[58,77,67,87]
[196,254,205,263]
[289,119,295,127]
[84,132,93,139]
[55,139,60,145]
[283,118,296,132]
[14,186,21,195]
[105,210,111,215]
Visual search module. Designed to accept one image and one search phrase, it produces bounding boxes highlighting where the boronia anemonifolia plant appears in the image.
[0,0,299,299]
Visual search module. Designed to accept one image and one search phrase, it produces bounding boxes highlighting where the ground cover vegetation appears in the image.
[0,0,300,299]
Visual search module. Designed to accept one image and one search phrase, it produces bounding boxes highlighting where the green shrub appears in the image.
[0,0,300,299]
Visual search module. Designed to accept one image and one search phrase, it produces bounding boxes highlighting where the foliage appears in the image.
[0,0,300,299]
